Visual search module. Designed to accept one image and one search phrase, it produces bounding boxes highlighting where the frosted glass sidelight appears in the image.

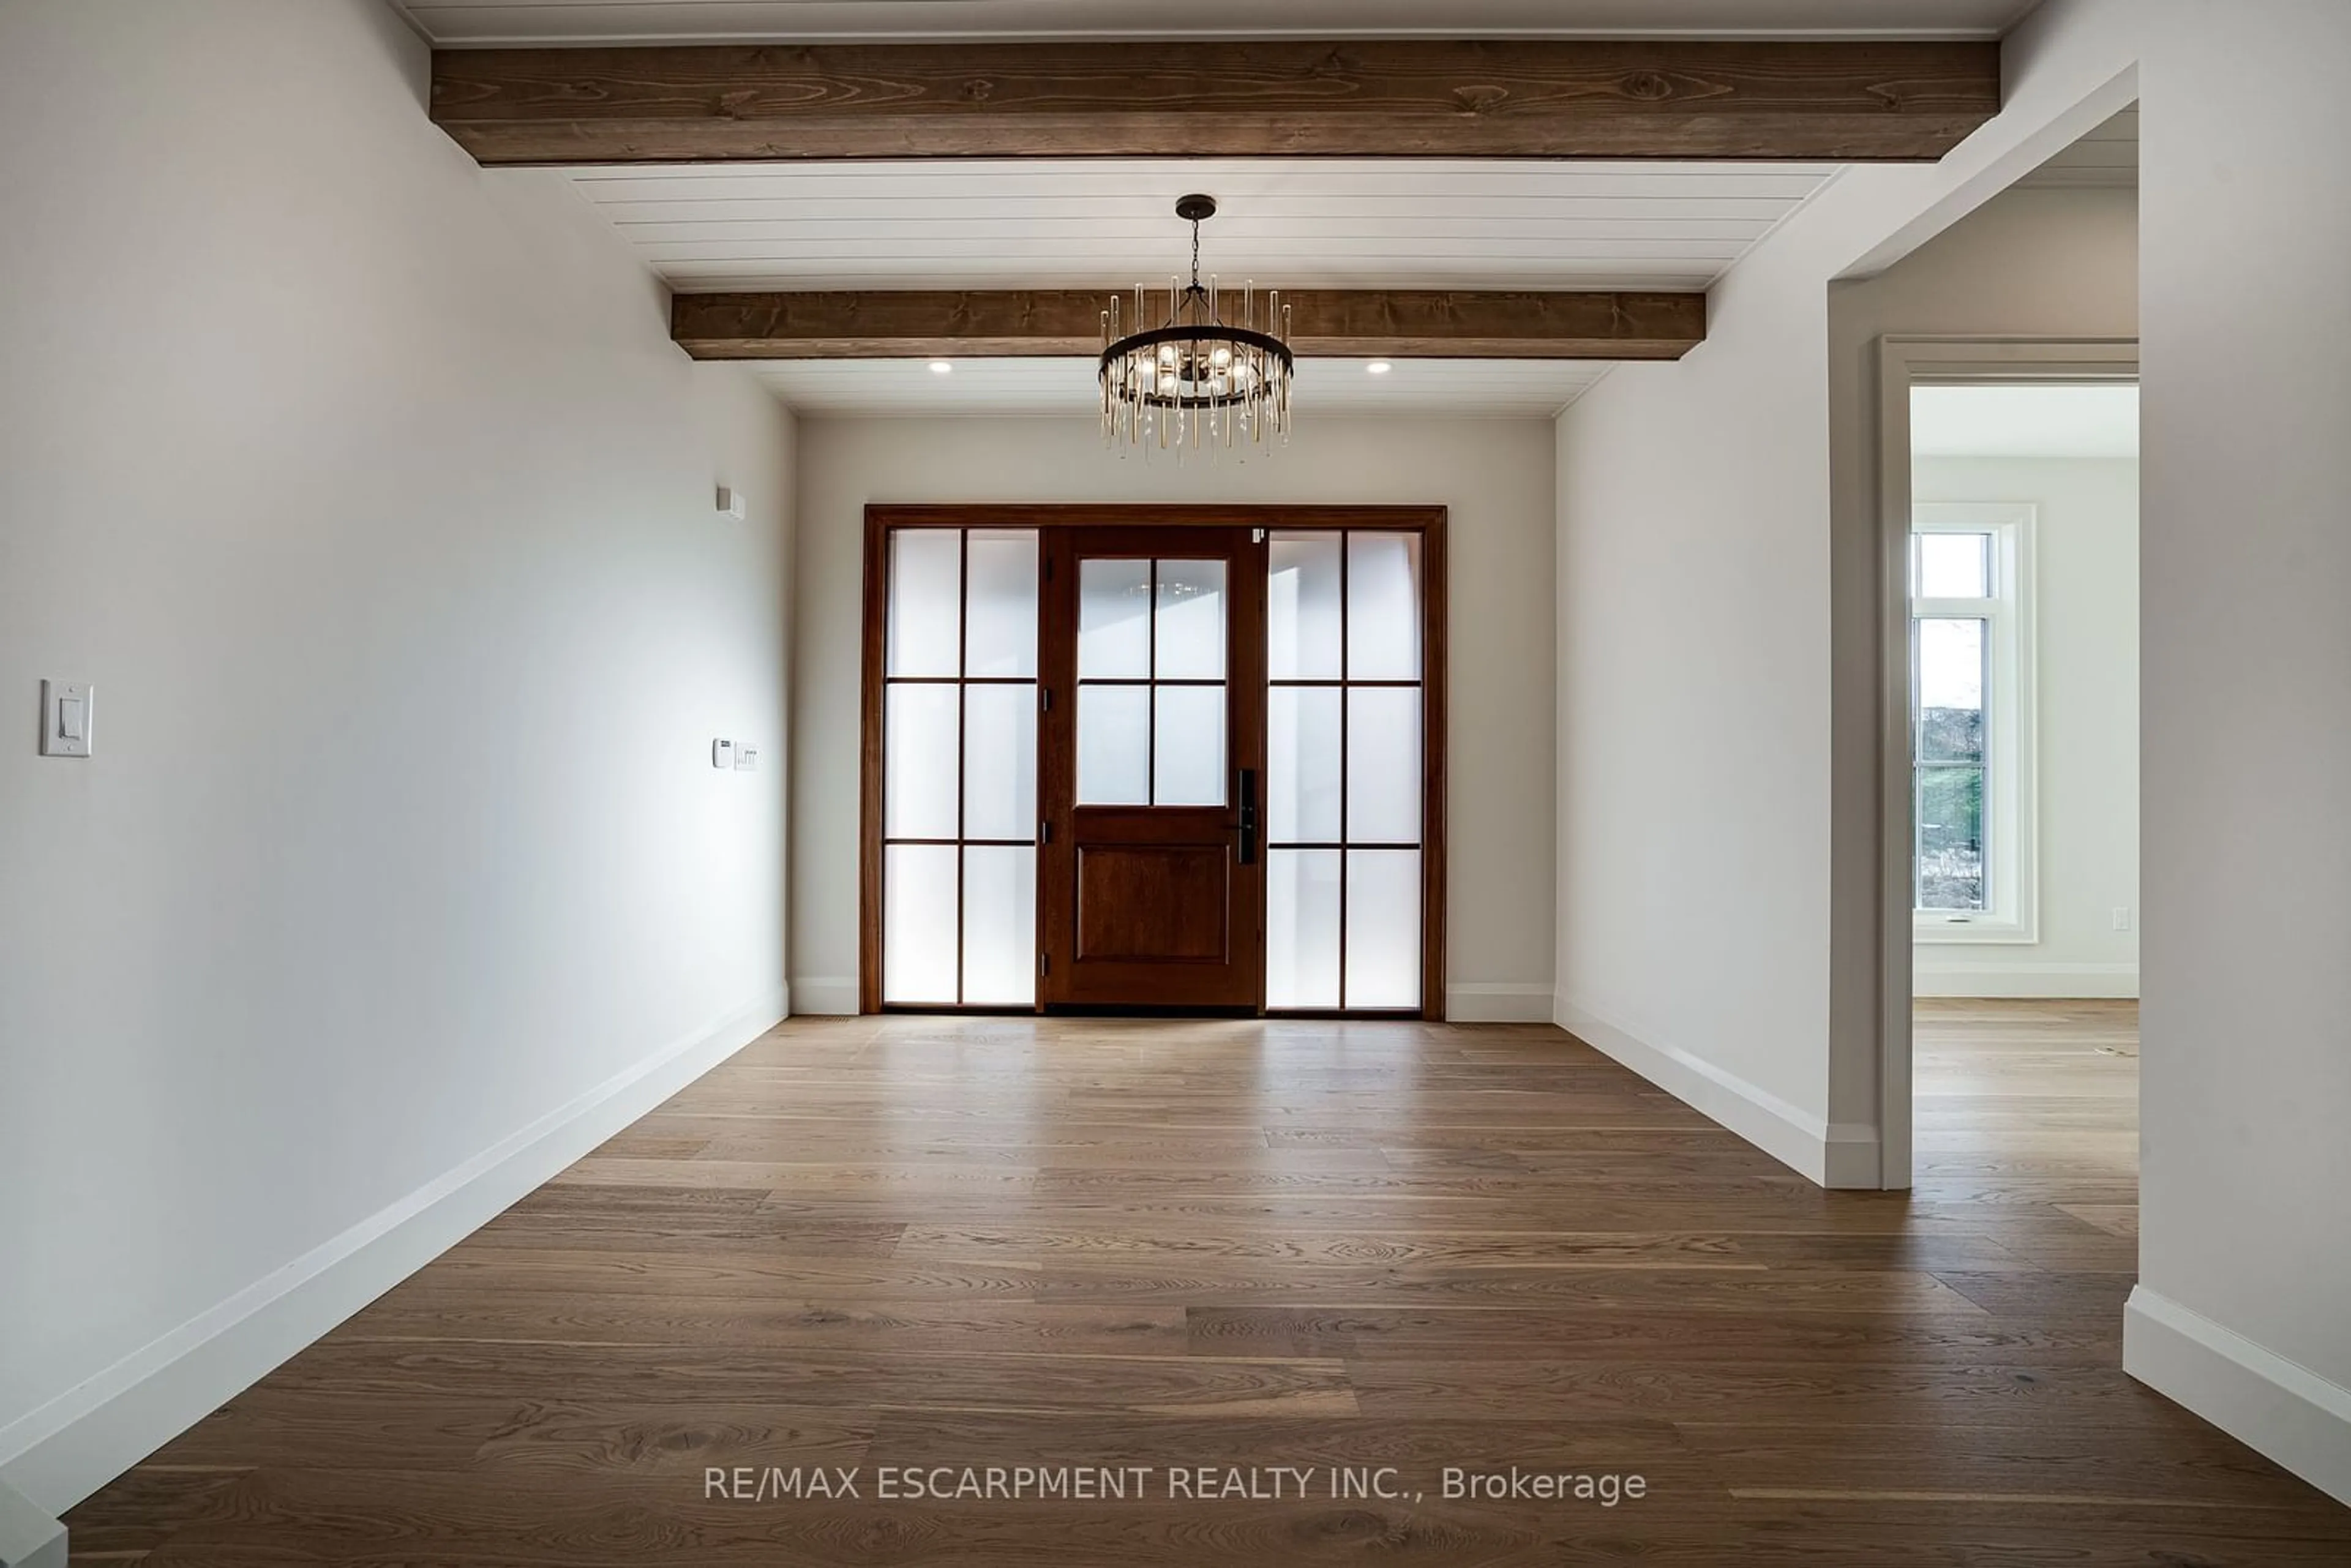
[965,529,1040,678]
[1079,558,1152,678]
[1267,849,1342,1008]
[1153,685,1228,806]
[962,846,1038,1005]
[1154,560,1228,679]
[1345,850,1422,1008]
[1346,687,1423,844]
[888,530,962,677]
[1077,684,1151,805]
[883,844,959,1004]
[1268,533,1343,680]
[1269,686,1341,842]
[962,683,1038,840]
[885,683,961,839]
[1347,532,1423,680]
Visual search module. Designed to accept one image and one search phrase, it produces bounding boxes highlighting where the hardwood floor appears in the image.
[65,1001,2351,1563]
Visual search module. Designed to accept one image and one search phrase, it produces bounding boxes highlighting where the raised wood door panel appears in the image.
[1041,526,1266,1010]
[1076,843,1229,962]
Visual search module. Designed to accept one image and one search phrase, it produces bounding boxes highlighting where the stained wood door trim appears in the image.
[860,505,1448,1018]
[1038,525,1267,1012]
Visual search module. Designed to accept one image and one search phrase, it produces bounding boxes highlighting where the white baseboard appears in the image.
[1555,997,1879,1189]
[1913,961,2139,999]
[0,986,787,1515]
[2124,1286,2351,1507]
[0,1478,64,1568]
[789,975,859,1016]
[1443,982,1556,1023]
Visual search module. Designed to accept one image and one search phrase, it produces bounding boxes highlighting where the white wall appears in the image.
[0,0,794,1512]
[1554,186,2136,1186]
[790,415,1556,1020]
[1557,0,2351,1503]
[1912,456,2139,999]
[2128,0,2351,1509]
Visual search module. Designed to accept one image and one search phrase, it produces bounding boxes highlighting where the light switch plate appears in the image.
[735,746,759,772]
[39,680,92,758]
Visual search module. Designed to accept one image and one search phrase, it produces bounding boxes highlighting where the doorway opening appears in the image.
[1877,347,2140,1188]
[858,506,1447,1018]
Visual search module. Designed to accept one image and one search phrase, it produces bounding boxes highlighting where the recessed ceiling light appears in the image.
[1367,361,1393,375]
[928,360,954,375]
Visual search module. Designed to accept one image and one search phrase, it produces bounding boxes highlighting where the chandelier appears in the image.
[1100,194,1294,458]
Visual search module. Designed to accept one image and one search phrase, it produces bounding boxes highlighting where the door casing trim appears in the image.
[860,504,1448,1018]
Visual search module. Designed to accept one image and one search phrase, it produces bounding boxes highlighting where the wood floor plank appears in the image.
[65,1001,2351,1564]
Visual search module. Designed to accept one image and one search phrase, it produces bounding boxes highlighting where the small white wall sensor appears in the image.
[716,486,748,521]
[712,738,735,768]
[40,680,92,758]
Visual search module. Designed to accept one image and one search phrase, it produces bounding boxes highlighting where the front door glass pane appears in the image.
[1153,685,1228,807]
[1154,560,1228,679]
[1079,558,1152,678]
[1077,683,1151,805]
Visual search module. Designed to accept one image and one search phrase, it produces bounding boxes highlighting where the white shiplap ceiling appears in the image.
[405,0,2044,415]
[402,1,2037,45]
[567,159,1840,292]
[677,108,2131,415]
[569,158,1835,411]
[759,356,1611,417]
[425,2,2057,413]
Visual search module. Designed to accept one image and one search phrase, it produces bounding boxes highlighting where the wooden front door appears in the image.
[1039,527,1267,1009]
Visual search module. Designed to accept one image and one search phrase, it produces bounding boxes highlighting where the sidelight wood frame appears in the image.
[861,505,1447,1018]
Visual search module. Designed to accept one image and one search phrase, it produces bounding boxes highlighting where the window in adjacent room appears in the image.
[1911,503,2036,940]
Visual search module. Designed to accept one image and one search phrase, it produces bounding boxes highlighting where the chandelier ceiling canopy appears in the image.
[1100,194,1294,459]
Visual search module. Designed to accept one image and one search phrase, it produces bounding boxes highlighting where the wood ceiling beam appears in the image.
[430,40,2000,165]
[670,289,1707,361]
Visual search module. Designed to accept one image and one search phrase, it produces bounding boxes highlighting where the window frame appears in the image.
[1910,501,2038,944]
